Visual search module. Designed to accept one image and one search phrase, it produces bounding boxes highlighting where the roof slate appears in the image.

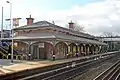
[13,21,107,45]
[14,21,95,38]
[14,21,58,29]
[13,33,107,45]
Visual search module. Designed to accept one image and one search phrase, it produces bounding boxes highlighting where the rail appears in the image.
[93,60,120,80]
[115,73,120,80]
[0,51,119,80]
[20,54,115,80]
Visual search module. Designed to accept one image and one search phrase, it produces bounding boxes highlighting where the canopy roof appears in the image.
[14,21,95,39]
[13,21,107,45]
[13,33,107,45]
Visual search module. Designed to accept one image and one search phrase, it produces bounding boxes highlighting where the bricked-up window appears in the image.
[66,32,69,35]
[46,28,51,30]
[53,29,58,34]
[18,31,23,36]
[59,30,62,33]
[53,29,57,31]
[48,29,55,33]
[71,33,75,37]
[14,32,18,37]
[61,31,65,34]
[31,29,50,33]
[25,30,32,33]
[50,29,56,33]
[55,29,59,34]
[73,34,75,37]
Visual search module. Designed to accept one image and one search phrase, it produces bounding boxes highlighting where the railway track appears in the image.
[0,52,119,80]
[93,59,120,80]
[19,54,116,80]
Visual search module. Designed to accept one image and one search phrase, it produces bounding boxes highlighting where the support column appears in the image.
[87,46,90,55]
[26,41,37,60]
[52,40,56,60]
[76,45,78,54]
[37,46,39,59]
[75,45,79,57]
[98,45,100,54]
[76,46,78,53]
[68,45,71,57]
[27,43,31,60]
[31,45,34,60]
[95,45,99,54]
[80,46,84,55]
[85,44,89,55]
[84,45,87,56]
[65,46,68,58]
[91,45,94,55]
[96,45,99,54]
[99,45,102,53]
[93,45,95,55]
[78,46,80,55]
[73,46,76,57]
[94,46,96,54]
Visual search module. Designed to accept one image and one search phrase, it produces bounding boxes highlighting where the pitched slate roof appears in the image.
[14,21,95,39]
[13,32,107,45]
[14,21,59,29]
[13,21,107,45]
[13,32,56,40]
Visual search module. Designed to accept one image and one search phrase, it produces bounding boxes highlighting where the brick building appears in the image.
[13,15,107,60]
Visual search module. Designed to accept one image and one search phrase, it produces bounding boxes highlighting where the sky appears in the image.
[0,0,120,36]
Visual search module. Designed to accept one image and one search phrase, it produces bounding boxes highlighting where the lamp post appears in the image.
[111,35,112,51]
[6,1,13,63]
[1,7,3,44]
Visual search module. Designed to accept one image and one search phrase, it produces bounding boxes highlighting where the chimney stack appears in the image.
[69,21,74,29]
[26,15,34,25]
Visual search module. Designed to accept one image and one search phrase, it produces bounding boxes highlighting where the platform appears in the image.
[0,51,118,75]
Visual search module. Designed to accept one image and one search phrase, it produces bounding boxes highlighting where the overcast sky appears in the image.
[0,0,120,36]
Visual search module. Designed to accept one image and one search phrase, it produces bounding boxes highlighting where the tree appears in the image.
[101,32,114,37]
[67,22,85,32]
[101,32,115,51]
[73,23,85,32]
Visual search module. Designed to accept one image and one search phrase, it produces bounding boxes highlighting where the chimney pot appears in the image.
[26,15,34,25]
[69,21,74,29]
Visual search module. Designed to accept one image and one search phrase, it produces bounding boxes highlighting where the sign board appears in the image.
[14,43,18,47]
[13,18,21,27]
[39,43,44,48]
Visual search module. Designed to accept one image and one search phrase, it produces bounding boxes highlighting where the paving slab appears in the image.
[0,51,118,75]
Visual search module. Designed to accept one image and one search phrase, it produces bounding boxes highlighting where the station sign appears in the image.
[39,43,44,48]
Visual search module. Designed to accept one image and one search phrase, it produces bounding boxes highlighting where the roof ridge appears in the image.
[14,20,94,39]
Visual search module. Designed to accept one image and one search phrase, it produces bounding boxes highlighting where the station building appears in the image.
[13,15,107,60]
[96,36,120,51]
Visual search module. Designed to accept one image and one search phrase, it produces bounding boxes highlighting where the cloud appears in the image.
[42,0,120,36]
[1,0,120,36]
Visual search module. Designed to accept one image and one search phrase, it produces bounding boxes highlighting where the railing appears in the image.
[0,46,27,60]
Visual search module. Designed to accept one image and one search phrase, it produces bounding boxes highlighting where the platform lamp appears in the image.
[1,7,3,45]
[6,0,14,63]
